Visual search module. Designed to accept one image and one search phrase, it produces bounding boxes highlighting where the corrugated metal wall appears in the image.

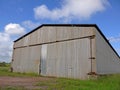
[95,28,120,74]
[14,26,95,48]
[40,38,91,79]
[12,45,41,74]
[12,26,96,79]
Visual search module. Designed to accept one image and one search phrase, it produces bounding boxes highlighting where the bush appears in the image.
[0,62,7,67]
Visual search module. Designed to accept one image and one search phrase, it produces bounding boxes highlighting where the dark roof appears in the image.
[14,24,120,58]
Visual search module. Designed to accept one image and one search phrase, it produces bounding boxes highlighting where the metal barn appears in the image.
[11,24,120,79]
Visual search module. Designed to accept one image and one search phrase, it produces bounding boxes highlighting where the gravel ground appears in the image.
[0,76,52,89]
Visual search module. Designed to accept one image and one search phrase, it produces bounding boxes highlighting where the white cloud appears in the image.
[0,23,26,62]
[108,37,120,43]
[0,32,12,62]
[0,33,10,42]
[22,20,40,30]
[34,0,109,22]
[5,23,26,35]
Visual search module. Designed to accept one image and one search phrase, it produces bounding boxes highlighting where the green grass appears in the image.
[0,64,39,77]
[36,75,120,90]
[0,86,26,90]
[0,64,120,90]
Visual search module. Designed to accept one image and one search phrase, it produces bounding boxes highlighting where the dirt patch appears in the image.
[0,76,52,89]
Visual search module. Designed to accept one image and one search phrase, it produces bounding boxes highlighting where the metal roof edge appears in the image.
[14,24,44,42]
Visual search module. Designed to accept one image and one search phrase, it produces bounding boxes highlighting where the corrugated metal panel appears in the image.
[41,38,91,79]
[12,46,41,74]
[91,37,96,73]
[12,48,21,72]
[40,27,57,44]
[56,27,94,42]
[14,26,95,48]
[57,42,66,77]
[56,27,71,41]
[14,24,98,42]
[29,30,38,45]
[14,38,23,48]
[41,44,47,75]
[20,47,29,72]
[23,35,29,46]
[47,27,57,42]
[13,26,96,79]
[78,27,94,37]
[96,28,120,74]
[14,35,29,48]
[14,41,18,48]
[29,45,41,74]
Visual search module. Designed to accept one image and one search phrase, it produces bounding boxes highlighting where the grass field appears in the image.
[0,63,38,77]
[36,75,120,90]
[0,63,120,90]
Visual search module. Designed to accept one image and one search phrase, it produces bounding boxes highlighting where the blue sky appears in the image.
[0,0,120,62]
